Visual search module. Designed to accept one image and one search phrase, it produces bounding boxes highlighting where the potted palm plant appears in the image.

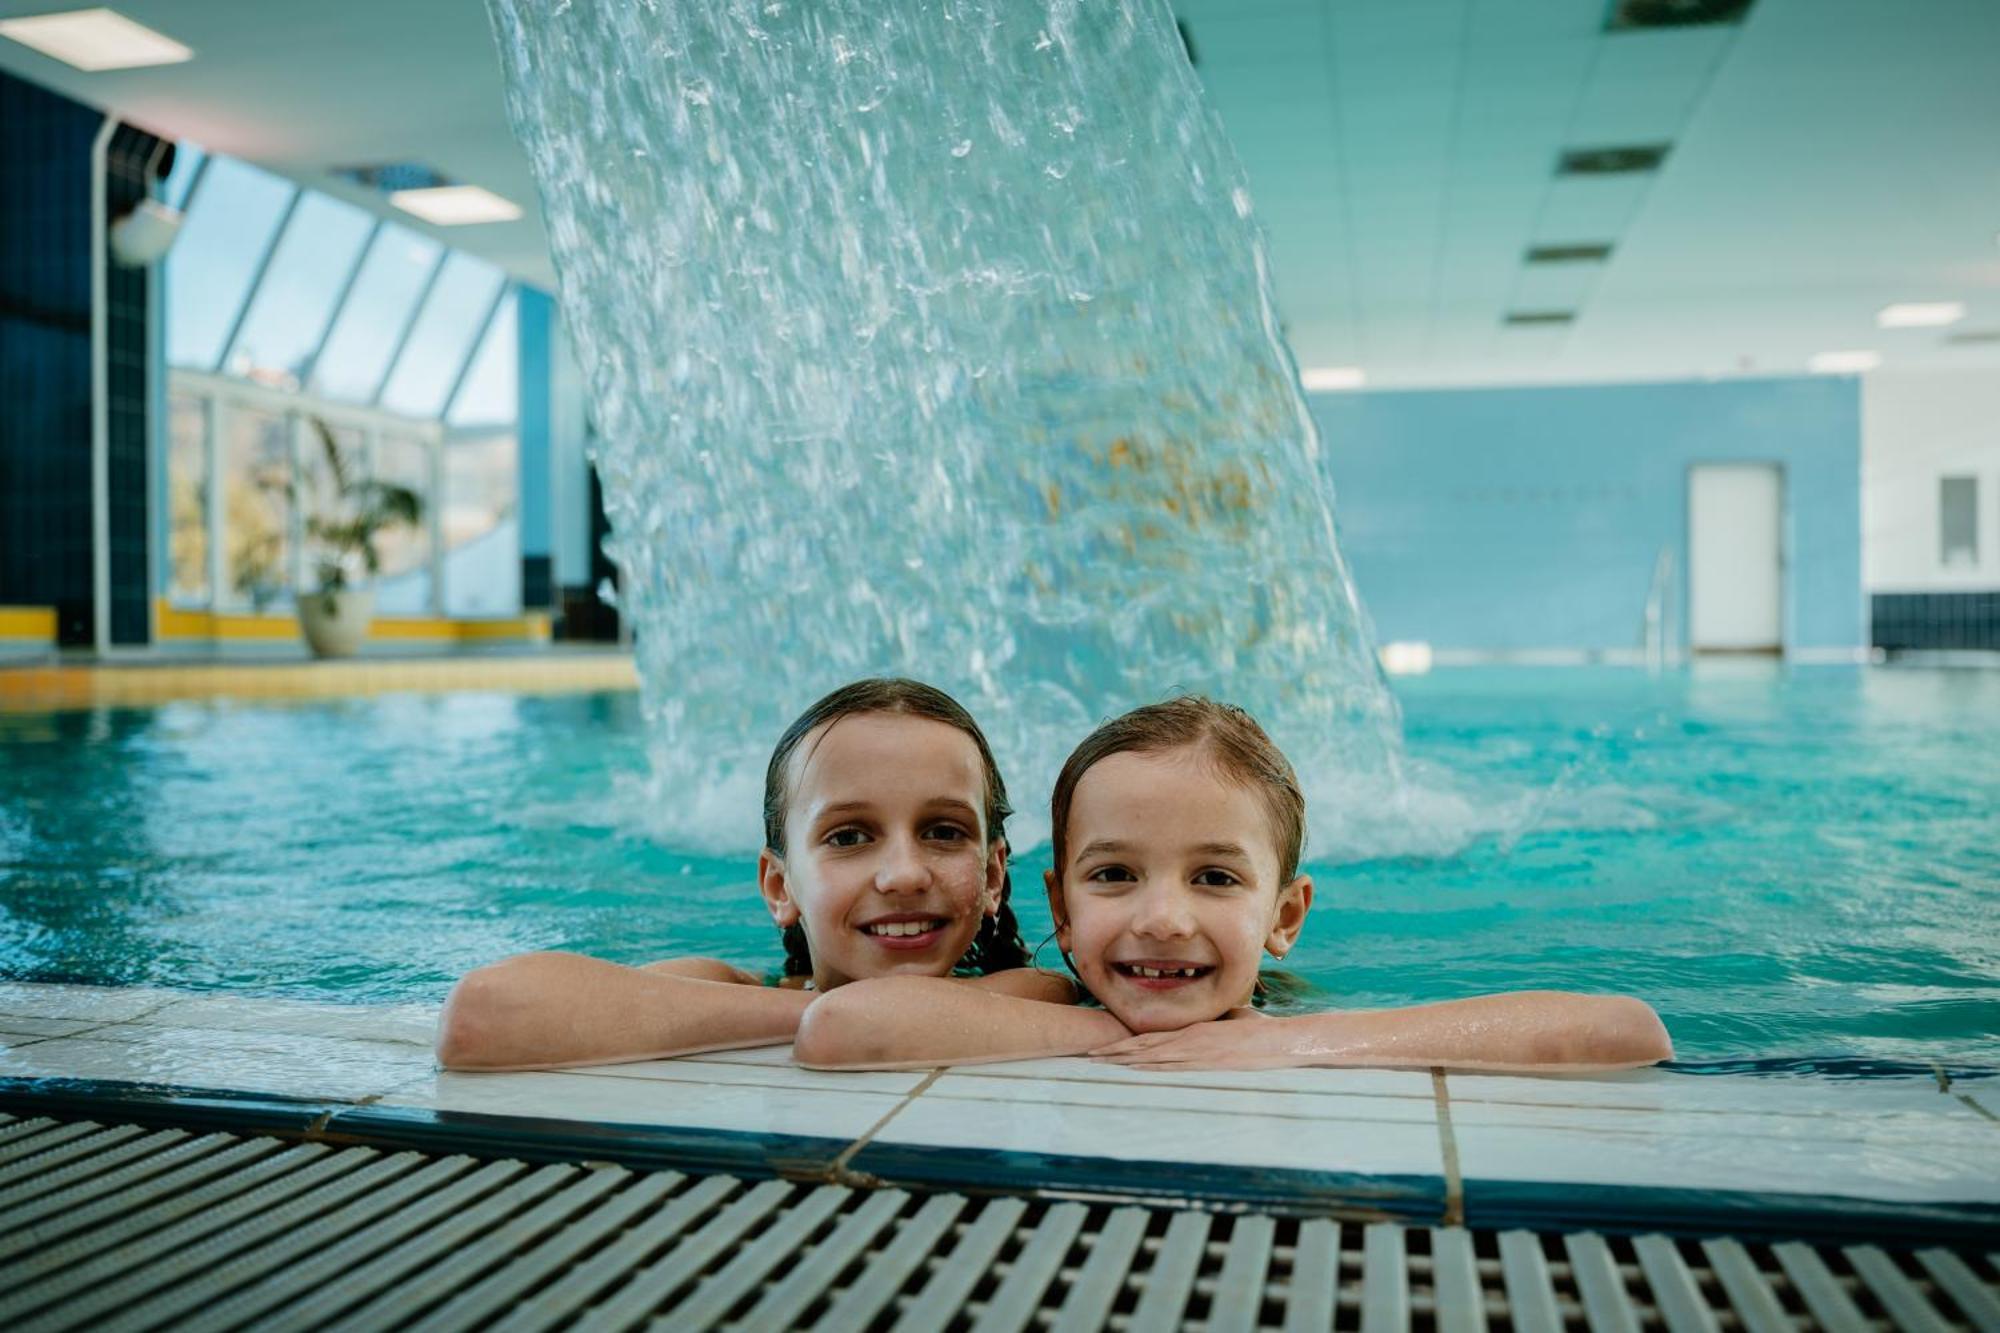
[293,417,424,658]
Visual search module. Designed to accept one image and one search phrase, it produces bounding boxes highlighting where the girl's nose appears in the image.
[875,834,933,893]
[1130,886,1195,938]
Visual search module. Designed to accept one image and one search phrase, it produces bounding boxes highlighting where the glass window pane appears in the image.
[373,432,434,614]
[163,142,206,210]
[446,289,518,427]
[166,156,296,370]
[223,407,292,608]
[168,392,210,604]
[309,225,444,403]
[379,253,506,419]
[1941,476,1977,567]
[223,194,374,390]
[442,432,520,616]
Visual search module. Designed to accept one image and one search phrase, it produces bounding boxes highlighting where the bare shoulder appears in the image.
[638,958,765,985]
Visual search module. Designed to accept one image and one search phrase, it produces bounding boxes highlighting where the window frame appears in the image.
[169,369,448,615]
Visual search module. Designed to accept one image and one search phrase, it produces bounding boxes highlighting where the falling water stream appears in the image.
[485,0,1400,850]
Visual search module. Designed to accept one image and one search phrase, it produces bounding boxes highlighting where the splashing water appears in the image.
[486,0,1401,852]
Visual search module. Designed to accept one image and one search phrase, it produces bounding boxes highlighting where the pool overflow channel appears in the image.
[1,1110,1995,1331]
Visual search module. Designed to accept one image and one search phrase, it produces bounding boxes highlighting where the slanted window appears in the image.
[309,225,444,404]
[223,194,375,390]
[165,156,295,370]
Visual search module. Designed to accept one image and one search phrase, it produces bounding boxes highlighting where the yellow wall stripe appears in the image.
[0,606,57,640]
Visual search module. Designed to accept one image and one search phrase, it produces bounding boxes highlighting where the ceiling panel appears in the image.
[0,0,1992,387]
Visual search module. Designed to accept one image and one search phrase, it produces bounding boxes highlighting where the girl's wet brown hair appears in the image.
[1049,695,1306,883]
[763,677,1030,979]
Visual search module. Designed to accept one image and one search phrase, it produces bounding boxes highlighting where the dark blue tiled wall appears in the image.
[1871,592,2000,651]
[0,69,96,640]
[0,69,159,645]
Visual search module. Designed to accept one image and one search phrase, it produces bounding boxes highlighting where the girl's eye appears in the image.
[825,827,870,848]
[1085,865,1137,883]
[1193,868,1242,888]
[924,823,970,843]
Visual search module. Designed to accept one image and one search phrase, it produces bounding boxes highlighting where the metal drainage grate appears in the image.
[1,1110,1995,1331]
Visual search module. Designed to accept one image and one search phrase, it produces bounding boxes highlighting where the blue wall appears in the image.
[1311,376,1863,654]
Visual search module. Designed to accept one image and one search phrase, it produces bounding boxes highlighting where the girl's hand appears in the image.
[1089,1007,1316,1070]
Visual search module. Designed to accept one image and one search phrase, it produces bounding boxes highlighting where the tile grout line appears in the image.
[826,1066,947,1187]
[1431,1067,1464,1228]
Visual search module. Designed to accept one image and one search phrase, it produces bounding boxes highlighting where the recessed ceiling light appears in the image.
[0,7,192,70]
[1808,350,1880,374]
[1525,243,1613,264]
[1300,366,1366,391]
[1876,302,1965,329]
[1556,144,1670,176]
[388,186,523,226]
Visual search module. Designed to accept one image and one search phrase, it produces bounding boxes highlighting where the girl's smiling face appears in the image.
[759,711,1005,991]
[1049,746,1311,1033]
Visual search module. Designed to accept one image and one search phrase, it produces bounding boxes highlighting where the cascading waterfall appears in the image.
[485,0,1404,853]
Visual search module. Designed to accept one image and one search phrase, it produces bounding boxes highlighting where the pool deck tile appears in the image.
[0,983,184,1024]
[1,983,1995,1230]
[135,993,440,1047]
[0,1016,106,1040]
[0,1028,430,1103]
[861,1068,1446,1178]
[1442,1068,1973,1120]
[574,1056,930,1096]
[386,1068,905,1143]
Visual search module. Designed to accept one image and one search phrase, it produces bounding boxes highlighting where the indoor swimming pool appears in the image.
[3,664,1993,1072]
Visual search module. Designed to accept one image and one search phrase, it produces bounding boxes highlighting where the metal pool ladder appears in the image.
[1,1110,1994,1331]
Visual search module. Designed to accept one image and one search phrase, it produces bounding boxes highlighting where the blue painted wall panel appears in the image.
[1311,377,1863,653]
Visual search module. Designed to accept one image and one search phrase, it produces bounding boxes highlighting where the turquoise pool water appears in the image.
[1,667,1994,1067]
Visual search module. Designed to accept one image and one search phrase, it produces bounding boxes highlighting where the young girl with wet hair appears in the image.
[437,678,1067,1069]
[795,696,1672,1071]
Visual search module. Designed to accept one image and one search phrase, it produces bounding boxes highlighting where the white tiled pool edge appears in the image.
[3,983,1995,1219]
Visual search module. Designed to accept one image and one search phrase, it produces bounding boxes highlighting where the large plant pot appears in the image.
[297,587,375,659]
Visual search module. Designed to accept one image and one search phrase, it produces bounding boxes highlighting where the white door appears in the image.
[1688,464,1783,653]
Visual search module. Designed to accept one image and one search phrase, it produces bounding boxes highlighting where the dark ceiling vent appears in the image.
[1945,329,2000,344]
[1176,19,1198,66]
[1558,144,1671,175]
[330,163,452,193]
[1505,310,1576,326]
[1526,242,1614,263]
[1608,0,1754,30]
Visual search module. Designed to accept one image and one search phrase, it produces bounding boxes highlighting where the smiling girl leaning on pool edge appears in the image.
[434,678,1071,1070]
[794,696,1673,1073]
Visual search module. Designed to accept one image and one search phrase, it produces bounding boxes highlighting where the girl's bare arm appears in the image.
[794,976,1127,1070]
[1095,991,1672,1072]
[435,951,814,1071]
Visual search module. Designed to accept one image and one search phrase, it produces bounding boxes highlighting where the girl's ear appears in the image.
[1266,874,1313,958]
[982,838,1008,918]
[1043,867,1069,944]
[758,848,800,928]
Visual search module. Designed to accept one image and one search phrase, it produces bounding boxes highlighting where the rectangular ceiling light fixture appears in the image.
[1607,0,1754,30]
[1809,350,1881,374]
[1503,311,1575,326]
[1300,366,1366,391]
[388,185,524,226]
[0,7,192,70]
[1876,301,1965,328]
[1525,243,1614,264]
[1557,144,1671,175]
